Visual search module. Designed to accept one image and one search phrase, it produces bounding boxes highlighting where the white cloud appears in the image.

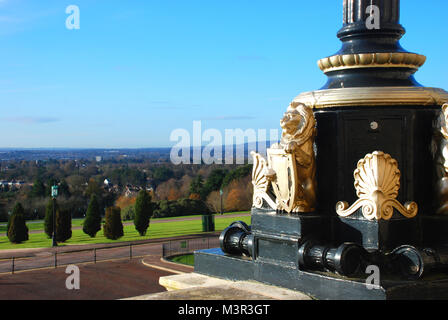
[1,116,60,124]
[201,115,256,121]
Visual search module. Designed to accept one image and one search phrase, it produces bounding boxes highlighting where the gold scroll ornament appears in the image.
[251,102,317,213]
[336,151,418,221]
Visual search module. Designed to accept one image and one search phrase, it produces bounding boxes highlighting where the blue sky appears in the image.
[0,0,447,148]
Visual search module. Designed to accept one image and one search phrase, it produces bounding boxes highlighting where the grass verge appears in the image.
[0,214,251,250]
[168,254,195,266]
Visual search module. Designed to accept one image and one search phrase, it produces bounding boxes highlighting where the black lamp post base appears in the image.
[194,248,448,300]
[197,208,448,299]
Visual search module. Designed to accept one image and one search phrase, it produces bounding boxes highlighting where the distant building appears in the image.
[124,185,142,198]
[96,156,102,162]
[0,180,26,190]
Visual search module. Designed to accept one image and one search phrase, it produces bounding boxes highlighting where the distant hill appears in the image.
[0,141,278,162]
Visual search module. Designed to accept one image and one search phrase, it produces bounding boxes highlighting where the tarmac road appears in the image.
[0,214,237,299]
[0,234,219,274]
[0,258,177,300]
[0,233,205,300]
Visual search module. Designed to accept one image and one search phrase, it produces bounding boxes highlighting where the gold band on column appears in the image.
[293,87,448,109]
[318,52,426,74]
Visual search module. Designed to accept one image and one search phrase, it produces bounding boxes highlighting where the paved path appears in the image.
[0,234,203,300]
[0,258,177,300]
[142,255,194,274]
[0,212,237,294]
[0,233,219,273]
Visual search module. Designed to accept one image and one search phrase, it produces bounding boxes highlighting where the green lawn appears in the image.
[0,211,250,234]
[0,214,251,250]
[169,254,194,266]
[0,219,85,234]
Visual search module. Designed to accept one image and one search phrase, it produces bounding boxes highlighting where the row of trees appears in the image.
[114,165,253,219]
[188,165,252,200]
[1,158,254,224]
[188,165,253,213]
[6,190,153,244]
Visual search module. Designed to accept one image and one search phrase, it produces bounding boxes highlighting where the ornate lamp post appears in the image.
[219,189,223,215]
[195,0,448,299]
[51,185,58,247]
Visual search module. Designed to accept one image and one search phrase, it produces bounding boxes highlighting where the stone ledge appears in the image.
[125,273,312,300]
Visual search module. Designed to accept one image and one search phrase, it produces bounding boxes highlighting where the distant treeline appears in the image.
[0,157,253,222]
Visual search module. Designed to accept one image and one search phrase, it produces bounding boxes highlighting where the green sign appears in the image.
[51,185,59,198]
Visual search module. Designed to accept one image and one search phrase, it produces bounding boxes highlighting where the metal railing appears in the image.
[2,236,221,275]
[162,237,219,258]
[4,243,142,275]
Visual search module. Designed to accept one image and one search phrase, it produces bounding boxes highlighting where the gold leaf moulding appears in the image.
[294,87,448,109]
[317,52,426,74]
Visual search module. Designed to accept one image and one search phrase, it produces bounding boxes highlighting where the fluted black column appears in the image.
[337,0,405,55]
[320,0,423,89]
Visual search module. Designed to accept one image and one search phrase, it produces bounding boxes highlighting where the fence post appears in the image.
[94,248,97,264]
[129,244,132,260]
[54,252,57,269]
[11,257,14,274]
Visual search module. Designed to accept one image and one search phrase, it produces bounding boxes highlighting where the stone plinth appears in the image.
[125,273,311,300]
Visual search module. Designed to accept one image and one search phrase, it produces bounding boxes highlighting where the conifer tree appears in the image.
[134,190,153,236]
[31,178,46,198]
[44,198,58,238]
[103,207,124,240]
[7,203,29,244]
[56,209,72,242]
[83,194,102,237]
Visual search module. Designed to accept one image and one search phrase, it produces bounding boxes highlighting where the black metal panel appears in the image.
[421,216,448,247]
[314,112,339,215]
[314,106,439,216]
[342,112,407,205]
[250,209,330,268]
[333,216,421,251]
[256,238,299,268]
[194,248,254,281]
[251,209,328,240]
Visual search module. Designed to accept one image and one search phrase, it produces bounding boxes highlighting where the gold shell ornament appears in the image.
[336,151,418,221]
